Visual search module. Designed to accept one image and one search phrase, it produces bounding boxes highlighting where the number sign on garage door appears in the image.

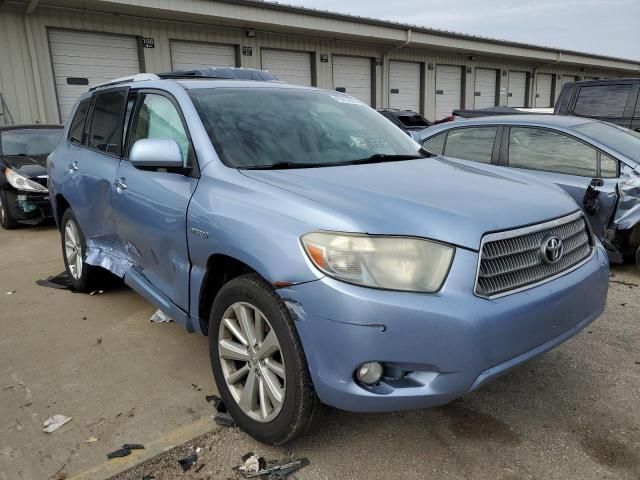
[48,29,140,122]
[170,40,236,70]
[332,56,372,105]
[508,71,527,107]
[474,68,498,109]
[435,65,463,119]
[535,73,554,107]
[261,49,312,86]
[389,61,421,112]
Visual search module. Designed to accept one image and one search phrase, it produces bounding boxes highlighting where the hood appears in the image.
[241,157,579,250]
[0,155,47,178]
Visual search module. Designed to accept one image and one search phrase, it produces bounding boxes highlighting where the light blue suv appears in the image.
[48,68,609,445]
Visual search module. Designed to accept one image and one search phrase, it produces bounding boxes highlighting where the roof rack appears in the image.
[89,73,160,91]
[157,67,280,82]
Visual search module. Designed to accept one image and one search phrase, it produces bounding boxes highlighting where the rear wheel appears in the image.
[60,209,108,292]
[209,274,323,445]
[0,190,18,229]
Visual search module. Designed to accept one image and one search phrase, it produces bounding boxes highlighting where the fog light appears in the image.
[356,362,383,385]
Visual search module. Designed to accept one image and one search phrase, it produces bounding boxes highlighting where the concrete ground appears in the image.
[1,225,639,480]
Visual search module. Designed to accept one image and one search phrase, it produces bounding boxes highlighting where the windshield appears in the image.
[572,121,640,164]
[0,129,63,156]
[189,87,422,168]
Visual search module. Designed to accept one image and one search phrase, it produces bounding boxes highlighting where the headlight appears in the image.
[301,232,455,292]
[5,168,47,192]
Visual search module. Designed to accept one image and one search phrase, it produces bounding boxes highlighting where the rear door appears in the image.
[113,90,198,312]
[504,126,618,238]
[570,83,636,128]
[66,88,127,245]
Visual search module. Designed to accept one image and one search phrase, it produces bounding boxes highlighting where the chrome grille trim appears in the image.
[475,211,594,299]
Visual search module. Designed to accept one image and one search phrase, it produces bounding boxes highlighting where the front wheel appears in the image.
[208,274,323,445]
[0,190,18,229]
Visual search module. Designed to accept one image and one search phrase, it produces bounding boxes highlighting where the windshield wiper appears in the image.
[343,152,428,165]
[240,162,307,170]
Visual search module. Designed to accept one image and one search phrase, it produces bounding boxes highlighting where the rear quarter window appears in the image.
[68,99,90,145]
[573,84,632,117]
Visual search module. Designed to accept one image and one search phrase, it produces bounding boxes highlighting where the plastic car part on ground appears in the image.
[149,309,173,323]
[106,443,145,459]
[205,394,236,427]
[236,452,311,479]
[43,415,72,433]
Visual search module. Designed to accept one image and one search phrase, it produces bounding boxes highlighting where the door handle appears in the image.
[69,161,79,173]
[113,178,127,192]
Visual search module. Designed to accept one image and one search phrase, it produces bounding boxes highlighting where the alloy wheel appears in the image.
[64,219,83,279]
[218,302,286,423]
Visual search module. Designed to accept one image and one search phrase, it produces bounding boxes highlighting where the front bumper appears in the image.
[279,243,609,412]
[2,188,52,224]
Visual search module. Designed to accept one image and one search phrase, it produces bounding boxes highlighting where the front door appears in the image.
[113,91,198,311]
[505,126,618,239]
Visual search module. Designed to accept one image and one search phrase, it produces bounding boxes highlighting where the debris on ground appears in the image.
[84,436,98,444]
[107,443,145,459]
[149,309,173,323]
[36,271,76,291]
[6,290,16,295]
[43,415,72,433]
[89,290,105,296]
[190,383,202,391]
[206,394,236,427]
[95,336,103,345]
[235,452,310,479]
[48,464,67,480]
[177,447,201,472]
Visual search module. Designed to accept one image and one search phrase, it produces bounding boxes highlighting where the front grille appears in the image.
[475,212,592,298]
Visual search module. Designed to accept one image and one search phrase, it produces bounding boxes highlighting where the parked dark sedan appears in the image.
[420,115,640,267]
[0,124,63,229]
[377,109,431,139]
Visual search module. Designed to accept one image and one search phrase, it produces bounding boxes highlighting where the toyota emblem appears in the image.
[541,235,563,264]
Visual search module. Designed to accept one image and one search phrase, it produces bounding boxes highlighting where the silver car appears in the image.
[420,115,640,268]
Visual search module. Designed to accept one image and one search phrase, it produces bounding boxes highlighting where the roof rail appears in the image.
[89,73,160,91]
[158,67,280,82]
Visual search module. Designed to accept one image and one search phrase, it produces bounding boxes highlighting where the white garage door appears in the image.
[435,65,463,120]
[507,71,527,107]
[48,29,140,122]
[170,40,236,70]
[261,49,312,86]
[535,73,554,107]
[474,68,497,109]
[332,56,372,105]
[388,61,421,112]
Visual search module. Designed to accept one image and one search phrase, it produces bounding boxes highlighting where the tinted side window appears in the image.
[444,127,497,163]
[129,93,190,163]
[573,85,632,117]
[88,90,128,156]
[68,99,90,145]
[423,132,446,155]
[509,127,597,177]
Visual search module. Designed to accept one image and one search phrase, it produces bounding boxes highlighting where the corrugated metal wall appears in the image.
[0,3,630,124]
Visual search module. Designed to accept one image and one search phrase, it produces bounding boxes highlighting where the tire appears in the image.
[635,245,640,272]
[0,190,19,229]
[209,274,323,445]
[60,209,109,292]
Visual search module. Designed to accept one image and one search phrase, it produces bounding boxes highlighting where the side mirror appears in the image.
[129,138,184,169]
